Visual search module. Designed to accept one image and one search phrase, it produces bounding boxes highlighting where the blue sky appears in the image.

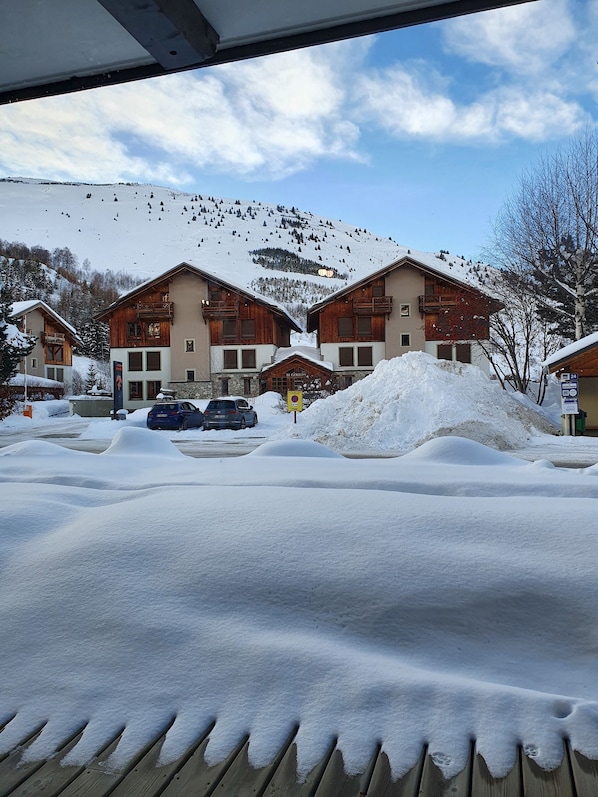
[0,0,595,261]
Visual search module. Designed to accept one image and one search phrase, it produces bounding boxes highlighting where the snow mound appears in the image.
[248,439,344,458]
[282,352,557,453]
[100,426,185,458]
[401,436,528,466]
[0,440,86,458]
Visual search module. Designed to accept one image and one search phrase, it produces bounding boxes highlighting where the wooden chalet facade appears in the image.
[96,262,301,406]
[260,349,334,400]
[544,332,598,430]
[9,300,82,394]
[306,256,500,387]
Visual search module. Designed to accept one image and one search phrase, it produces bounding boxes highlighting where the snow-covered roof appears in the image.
[9,299,81,343]
[98,261,302,333]
[269,345,334,371]
[542,331,598,370]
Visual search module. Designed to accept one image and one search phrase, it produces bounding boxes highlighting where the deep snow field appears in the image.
[1,353,598,780]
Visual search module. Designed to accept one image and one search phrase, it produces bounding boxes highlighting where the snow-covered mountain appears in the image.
[0,178,490,320]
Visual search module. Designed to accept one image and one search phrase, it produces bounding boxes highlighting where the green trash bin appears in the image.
[575,410,587,434]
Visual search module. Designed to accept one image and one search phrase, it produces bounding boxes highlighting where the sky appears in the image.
[2,355,598,784]
[0,0,596,265]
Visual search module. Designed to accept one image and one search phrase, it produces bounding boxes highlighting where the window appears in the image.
[128,351,143,371]
[337,317,352,338]
[220,377,229,395]
[129,381,143,400]
[243,377,252,395]
[46,367,54,380]
[46,344,63,363]
[400,304,411,317]
[186,370,195,382]
[400,333,411,347]
[146,351,161,371]
[185,339,195,353]
[30,357,37,369]
[272,377,287,393]
[146,322,160,337]
[241,349,256,369]
[357,316,372,337]
[223,320,236,340]
[339,347,354,366]
[372,284,384,297]
[223,349,238,369]
[339,375,353,389]
[357,346,373,366]
[240,319,255,339]
[437,344,453,361]
[128,322,142,337]
[147,380,161,399]
[456,343,472,364]
[56,367,64,382]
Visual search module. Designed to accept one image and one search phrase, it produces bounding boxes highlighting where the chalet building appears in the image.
[306,256,500,387]
[260,347,334,398]
[96,262,302,407]
[543,332,598,431]
[9,300,82,393]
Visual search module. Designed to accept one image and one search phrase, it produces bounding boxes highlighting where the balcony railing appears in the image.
[419,294,460,313]
[352,296,393,315]
[44,332,65,344]
[135,302,174,320]
[201,299,239,320]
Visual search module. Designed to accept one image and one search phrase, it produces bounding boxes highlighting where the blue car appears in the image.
[147,401,204,431]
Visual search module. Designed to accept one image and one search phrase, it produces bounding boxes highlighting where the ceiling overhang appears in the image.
[2,0,535,106]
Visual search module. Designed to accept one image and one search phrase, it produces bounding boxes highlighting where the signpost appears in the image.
[560,372,578,436]
[287,390,303,423]
[113,361,123,419]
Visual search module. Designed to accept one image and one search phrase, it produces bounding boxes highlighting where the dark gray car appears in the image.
[203,398,258,430]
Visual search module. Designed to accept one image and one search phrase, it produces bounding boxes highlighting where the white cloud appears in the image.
[0,43,365,184]
[354,60,588,144]
[441,0,576,75]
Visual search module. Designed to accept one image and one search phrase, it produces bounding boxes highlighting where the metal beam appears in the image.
[97,0,219,69]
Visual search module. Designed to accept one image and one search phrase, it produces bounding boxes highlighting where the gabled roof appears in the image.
[306,255,499,332]
[543,331,598,372]
[261,346,334,375]
[9,300,83,345]
[96,261,302,332]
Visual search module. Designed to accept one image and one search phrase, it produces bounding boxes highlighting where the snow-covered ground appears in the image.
[1,354,598,781]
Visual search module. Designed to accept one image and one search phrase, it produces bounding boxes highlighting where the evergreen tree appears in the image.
[0,283,36,419]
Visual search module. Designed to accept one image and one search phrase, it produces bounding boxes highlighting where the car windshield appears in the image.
[207,400,235,410]
[156,403,177,411]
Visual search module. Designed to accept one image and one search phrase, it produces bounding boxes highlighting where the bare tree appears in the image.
[489,127,598,342]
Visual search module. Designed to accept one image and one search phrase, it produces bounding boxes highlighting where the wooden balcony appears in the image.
[352,296,393,315]
[135,302,174,320]
[43,332,65,344]
[201,299,239,320]
[419,294,460,313]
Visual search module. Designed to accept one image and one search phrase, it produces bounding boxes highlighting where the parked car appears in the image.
[147,401,204,431]
[203,397,258,430]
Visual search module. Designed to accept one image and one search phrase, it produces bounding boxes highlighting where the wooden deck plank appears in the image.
[568,747,598,797]
[365,749,425,797]
[56,721,173,797]
[0,724,86,797]
[416,746,473,797]
[261,738,337,797]
[470,750,521,797]
[521,746,575,797]
[310,747,366,797]
[159,733,250,797]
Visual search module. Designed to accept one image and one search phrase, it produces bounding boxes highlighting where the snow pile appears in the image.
[1,429,598,781]
[282,352,558,453]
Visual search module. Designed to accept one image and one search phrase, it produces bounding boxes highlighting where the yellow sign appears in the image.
[287,390,303,412]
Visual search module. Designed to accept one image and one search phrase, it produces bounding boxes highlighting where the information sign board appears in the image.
[560,372,579,415]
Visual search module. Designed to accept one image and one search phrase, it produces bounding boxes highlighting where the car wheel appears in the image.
[179,418,188,431]
[252,414,258,427]
[240,417,246,429]
[203,424,209,431]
